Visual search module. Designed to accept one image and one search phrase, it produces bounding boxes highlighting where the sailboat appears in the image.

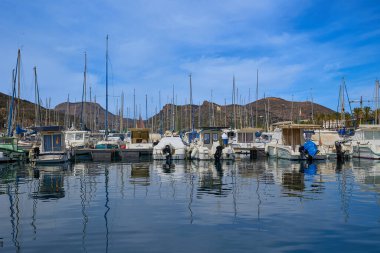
[0,50,27,162]
[92,35,121,161]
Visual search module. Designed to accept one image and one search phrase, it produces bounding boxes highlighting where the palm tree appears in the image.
[363,106,372,124]
[353,107,361,125]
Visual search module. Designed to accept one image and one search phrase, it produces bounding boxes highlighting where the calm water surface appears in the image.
[1,159,380,252]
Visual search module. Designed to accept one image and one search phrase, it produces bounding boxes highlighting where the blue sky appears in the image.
[1,0,380,117]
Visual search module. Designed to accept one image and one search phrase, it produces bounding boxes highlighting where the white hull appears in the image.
[190,145,235,160]
[32,153,69,164]
[353,145,380,159]
[152,136,187,160]
[266,144,326,160]
[153,153,186,160]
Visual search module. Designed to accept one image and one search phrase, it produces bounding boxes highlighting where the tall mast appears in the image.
[189,74,194,131]
[120,91,124,132]
[233,75,236,129]
[133,88,136,128]
[80,52,87,130]
[145,94,148,129]
[7,69,16,136]
[172,84,175,131]
[17,49,21,126]
[65,94,70,128]
[255,69,258,128]
[375,80,380,124]
[105,35,109,138]
[89,86,92,130]
[340,78,346,127]
[159,90,162,134]
[33,66,41,127]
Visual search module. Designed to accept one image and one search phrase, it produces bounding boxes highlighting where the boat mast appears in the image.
[133,88,136,128]
[232,75,236,129]
[7,69,17,136]
[33,66,41,127]
[189,74,194,131]
[80,52,87,130]
[145,94,148,129]
[65,94,70,129]
[105,35,109,139]
[172,84,175,131]
[375,80,380,125]
[17,49,21,126]
[255,69,258,128]
[120,91,124,132]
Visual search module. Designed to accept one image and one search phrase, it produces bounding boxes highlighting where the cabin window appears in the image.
[53,134,63,151]
[75,133,83,140]
[204,133,210,144]
[66,133,74,141]
[43,134,62,152]
[364,131,380,140]
[44,135,53,152]
[0,138,13,145]
[227,131,235,138]
[212,133,219,142]
[238,133,244,143]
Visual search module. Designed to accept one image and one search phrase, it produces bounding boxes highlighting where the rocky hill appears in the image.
[1,91,335,132]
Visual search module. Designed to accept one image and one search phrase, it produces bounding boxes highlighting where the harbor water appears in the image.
[1,158,380,252]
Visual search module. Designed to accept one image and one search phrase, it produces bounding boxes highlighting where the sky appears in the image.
[1,0,380,117]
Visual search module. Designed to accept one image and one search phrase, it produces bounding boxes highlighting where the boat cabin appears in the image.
[355,124,380,141]
[199,127,224,149]
[34,126,65,153]
[129,128,150,143]
[64,130,90,148]
[272,122,321,150]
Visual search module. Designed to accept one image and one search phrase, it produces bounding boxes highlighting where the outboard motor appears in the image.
[214,146,224,161]
[163,144,172,163]
[335,141,345,162]
[33,146,40,159]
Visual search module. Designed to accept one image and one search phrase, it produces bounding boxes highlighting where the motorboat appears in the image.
[29,126,69,164]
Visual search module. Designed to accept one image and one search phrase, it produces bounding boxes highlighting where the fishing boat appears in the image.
[190,127,235,161]
[29,126,69,164]
[265,122,326,161]
[352,124,380,159]
[153,132,187,161]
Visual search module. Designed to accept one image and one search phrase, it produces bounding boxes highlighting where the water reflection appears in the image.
[1,159,380,252]
[31,164,71,200]
[194,160,232,197]
[130,163,150,186]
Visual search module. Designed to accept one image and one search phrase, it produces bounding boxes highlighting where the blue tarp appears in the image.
[303,140,318,157]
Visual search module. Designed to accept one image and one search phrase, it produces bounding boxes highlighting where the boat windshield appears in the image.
[364,130,380,140]
[0,138,14,145]
[66,133,84,141]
